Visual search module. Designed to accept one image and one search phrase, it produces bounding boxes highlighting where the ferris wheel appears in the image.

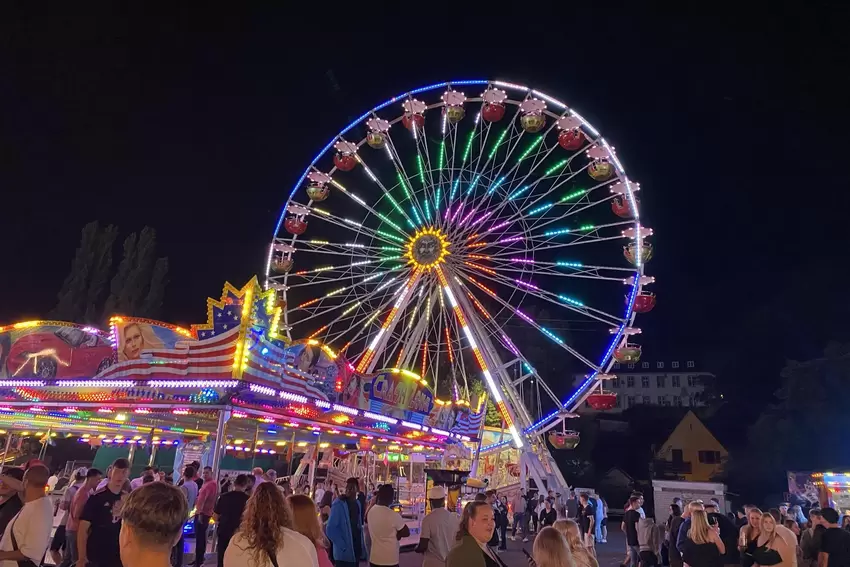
[265,79,655,490]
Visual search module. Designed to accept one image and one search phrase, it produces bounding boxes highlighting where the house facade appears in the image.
[653,410,728,482]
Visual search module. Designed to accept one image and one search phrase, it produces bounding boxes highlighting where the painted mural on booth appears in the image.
[113,319,193,362]
[0,324,114,379]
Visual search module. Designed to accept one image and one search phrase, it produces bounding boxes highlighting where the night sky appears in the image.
[1,6,845,410]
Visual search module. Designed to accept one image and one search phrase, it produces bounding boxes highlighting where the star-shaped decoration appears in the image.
[223,324,228,329]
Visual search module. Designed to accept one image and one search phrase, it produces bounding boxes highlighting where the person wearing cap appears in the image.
[0,464,55,567]
[415,486,460,567]
[50,468,87,565]
[61,468,102,567]
[0,469,24,537]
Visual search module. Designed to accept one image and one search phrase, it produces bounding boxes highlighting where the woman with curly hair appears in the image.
[223,482,318,567]
[288,494,333,567]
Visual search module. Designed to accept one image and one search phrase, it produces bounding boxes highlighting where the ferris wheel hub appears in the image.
[405,227,450,270]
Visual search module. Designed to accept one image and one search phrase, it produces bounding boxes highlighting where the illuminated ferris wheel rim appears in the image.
[265,78,652,427]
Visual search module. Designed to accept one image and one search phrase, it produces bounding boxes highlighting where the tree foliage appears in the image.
[721,343,850,501]
[51,222,168,324]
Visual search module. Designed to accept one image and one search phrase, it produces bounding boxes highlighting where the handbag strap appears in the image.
[266,549,279,567]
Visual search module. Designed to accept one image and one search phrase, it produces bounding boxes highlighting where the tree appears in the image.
[52,223,168,324]
[721,343,850,502]
[470,379,504,427]
[50,222,117,323]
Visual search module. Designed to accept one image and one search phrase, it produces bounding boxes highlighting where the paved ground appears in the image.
[398,522,626,567]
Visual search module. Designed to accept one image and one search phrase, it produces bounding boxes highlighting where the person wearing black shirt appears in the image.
[819,507,850,567]
[0,468,24,537]
[623,496,642,567]
[522,490,538,542]
[540,499,557,528]
[579,493,596,547]
[668,504,685,567]
[705,503,741,565]
[78,458,131,567]
[213,473,249,567]
[802,509,826,566]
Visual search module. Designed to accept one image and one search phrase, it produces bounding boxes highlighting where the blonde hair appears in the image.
[287,494,327,548]
[553,520,583,551]
[688,509,713,545]
[533,526,576,567]
[760,512,777,545]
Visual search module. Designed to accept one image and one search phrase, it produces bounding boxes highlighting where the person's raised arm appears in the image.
[712,529,726,555]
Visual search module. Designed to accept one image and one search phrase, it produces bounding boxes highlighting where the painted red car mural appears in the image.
[3,327,114,379]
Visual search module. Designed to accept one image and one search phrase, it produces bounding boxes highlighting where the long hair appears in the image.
[553,520,583,552]
[287,494,327,548]
[533,526,576,567]
[760,512,777,545]
[237,482,294,565]
[457,501,490,541]
[688,509,712,545]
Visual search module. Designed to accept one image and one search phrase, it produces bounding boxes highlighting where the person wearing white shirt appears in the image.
[129,466,154,490]
[367,484,410,567]
[313,482,326,507]
[0,465,54,567]
[415,486,460,567]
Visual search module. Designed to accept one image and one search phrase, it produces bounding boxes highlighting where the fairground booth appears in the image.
[0,278,487,528]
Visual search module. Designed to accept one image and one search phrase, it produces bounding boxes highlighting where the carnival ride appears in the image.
[265,79,654,494]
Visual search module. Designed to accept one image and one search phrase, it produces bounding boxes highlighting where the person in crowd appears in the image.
[190,462,204,490]
[171,465,198,567]
[524,490,539,541]
[677,501,706,552]
[592,494,604,544]
[366,483,410,567]
[224,482,318,567]
[790,506,806,526]
[484,491,500,550]
[705,501,741,566]
[739,506,764,567]
[78,458,130,567]
[667,504,685,567]
[313,481,326,505]
[578,493,596,551]
[319,482,334,512]
[541,499,558,529]
[0,468,24,541]
[818,507,850,567]
[357,481,367,526]
[600,497,609,544]
[213,473,249,567]
[511,490,526,541]
[244,474,255,496]
[0,465,54,567]
[736,509,749,529]
[62,468,102,567]
[779,504,790,524]
[841,517,850,532]
[752,512,793,567]
[288,494,333,567]
[326,477,366,567]
[801,509,825,567]
[638,515,663,567]
[786,519,802,538]
[51,467,86,564]
[119,482,187,567]
[566,490,578,521]
[47,469,60,492]
[446,501,501,567]
[623,496,643,567]
[193,466,218,567]
[219,473,231,494]
[680,509,725,567]
[768,508,801,562]
[554,519,598,567]
[496,496,509,551]
[532,526,573,567]
[251,467,265,487]
[129,467,154,491]
[416,486,460,567]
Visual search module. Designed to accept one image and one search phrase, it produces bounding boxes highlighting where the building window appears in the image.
[656,375,666,388]
[627,396,635,408]
[657,395,667,405]
[672,449,684,463]
[627,376,635,388]
[642,396,651,405]
[615,396,622,408]
[698,451,722,464]
[687,360,695,368]
[657,362,664,369]
[612,377,621,388]
[672,361,679,369]
[641,376,650,388]
[673,395,682,406]
[642,362,649,369]
[613,363,620,369]
[672,375,680,387]
[688,375,698,387]
[628,363,635,369]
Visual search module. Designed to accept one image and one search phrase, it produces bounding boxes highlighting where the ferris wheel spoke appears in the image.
[457,263,625,327]
[285,262,408,288]
[457,271,601,372]
[346,151,418,233]
[288,272,407,327]
[308,203,409,247]
[383,135,430,227]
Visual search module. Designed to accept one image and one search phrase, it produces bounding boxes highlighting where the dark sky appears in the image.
[1,6,846,406]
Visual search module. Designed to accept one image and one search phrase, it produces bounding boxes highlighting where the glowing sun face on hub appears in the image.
[405,227,449,270]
